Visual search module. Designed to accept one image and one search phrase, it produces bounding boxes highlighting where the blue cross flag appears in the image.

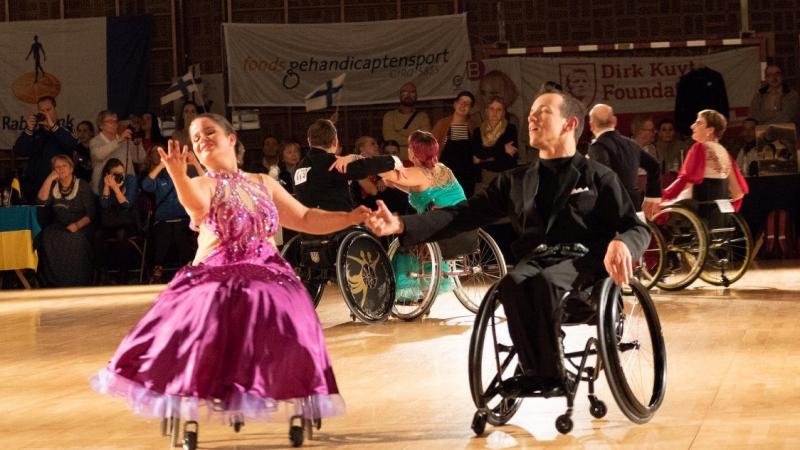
[304,73,346,112]
[161,66,204,106]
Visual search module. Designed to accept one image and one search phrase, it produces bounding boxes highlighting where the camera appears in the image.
[126,124,145,140]
[113,173,125,184]
[34,112,47,123]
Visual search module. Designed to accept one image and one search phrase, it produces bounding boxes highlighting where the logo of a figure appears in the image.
[12,34,61,104]
[26,35,46,83]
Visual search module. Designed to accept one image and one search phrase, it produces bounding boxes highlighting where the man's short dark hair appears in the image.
[37,96,56,107]
[535,85,585,140]
[307,119,337,148]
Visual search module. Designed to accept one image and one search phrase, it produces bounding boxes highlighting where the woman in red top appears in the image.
[660,109,748,218]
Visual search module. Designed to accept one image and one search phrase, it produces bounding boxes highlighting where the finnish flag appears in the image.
[160,66,204,106]
[304,73,346,112]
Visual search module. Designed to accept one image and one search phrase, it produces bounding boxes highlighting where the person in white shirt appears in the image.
[89,110,146,195]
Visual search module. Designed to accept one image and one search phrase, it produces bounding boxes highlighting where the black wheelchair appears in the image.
[386,228,508,320]
[469,278,667,435]
[280,227,396,323]
[651,199,753,290]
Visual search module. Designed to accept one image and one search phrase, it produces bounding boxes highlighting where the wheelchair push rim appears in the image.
[467,284,523,427]
[387,238,441,321]
[336,231,396,323]
[596,278,667,424]
[452,229,508,314]
[652,206,708,291]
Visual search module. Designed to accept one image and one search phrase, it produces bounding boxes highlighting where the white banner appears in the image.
[0,17,106,148]
[224,14,471,107]
[467,47,761,161]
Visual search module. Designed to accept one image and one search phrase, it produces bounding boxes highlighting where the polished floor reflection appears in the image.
[1,260,800,449]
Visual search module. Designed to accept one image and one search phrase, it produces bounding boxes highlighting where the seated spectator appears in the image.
[352,135,382,209]
[73,120,95,182]
[90,110,146,195]
[655,118,689,186]
[95,158,140,283]
[260,135,281,178]
[382,82,431,160]
[749,64,799,125]
[36,154,95,286]
[141,143,202,284]
[631,114,658,192]
[472,96,519,194]
[278,140,302,193]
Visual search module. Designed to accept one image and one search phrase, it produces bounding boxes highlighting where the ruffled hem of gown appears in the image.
[91,368,346,423]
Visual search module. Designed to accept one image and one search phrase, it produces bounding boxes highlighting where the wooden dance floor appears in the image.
[2,260,800,449]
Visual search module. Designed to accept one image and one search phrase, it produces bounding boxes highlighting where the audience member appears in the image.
[749,64,799,125]
[170,101,199,149]
[36,154,95,286]
[141,143,201,284]
[352,135,382,209]
[382,82,431,160]
[655,118,690,186]
[734,118,761,176]
[278,140,302,193]
[472,96,519,194]
[95,158,140,283]
[73,120,95,182]
[12,95,78,203]
[432,91,480,197]
[89,110,146,195]
[140,112,165,153]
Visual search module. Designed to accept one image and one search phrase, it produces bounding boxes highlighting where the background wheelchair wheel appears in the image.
[468,284,523,426]
[698,213,752,286]
[452,229,508,314]
[387,238,441,321]
[280,234,326,307]
[597,279,667,424]
[653,206,708,291]
[336,231,395,323]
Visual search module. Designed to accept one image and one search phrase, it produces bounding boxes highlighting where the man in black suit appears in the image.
[294,119,402,213]
[588,104,661,219]
[366,86,649,393]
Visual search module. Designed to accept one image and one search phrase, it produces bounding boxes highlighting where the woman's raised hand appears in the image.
[158,139,189,177]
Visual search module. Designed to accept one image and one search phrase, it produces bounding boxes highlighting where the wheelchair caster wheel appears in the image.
[182,432,197,450]
[289,425,304,447]
[555,414,573,434]
[313,418,322,430]
[231,419,244,433]
[590,400,608,418]
[471,411,487,436]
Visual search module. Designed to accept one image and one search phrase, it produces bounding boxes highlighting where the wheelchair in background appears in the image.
[280,227,395,324]
[386,228,507,321]
[469,278,667,435]
[651,199,753,290]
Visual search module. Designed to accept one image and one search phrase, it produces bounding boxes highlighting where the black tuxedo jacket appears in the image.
[401,153,650,268]
[589,130,661,207]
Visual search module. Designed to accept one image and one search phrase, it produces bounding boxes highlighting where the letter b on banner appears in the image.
[466,60,485,81]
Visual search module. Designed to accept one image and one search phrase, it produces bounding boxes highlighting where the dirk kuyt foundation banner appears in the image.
[223,14,471,107]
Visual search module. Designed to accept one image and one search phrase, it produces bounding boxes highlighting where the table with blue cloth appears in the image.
[0,206,41,289]
[738,174,800,244]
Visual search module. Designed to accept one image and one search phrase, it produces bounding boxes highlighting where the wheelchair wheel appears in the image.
[336,231,395,323]
[280,234,325,307]
[452,229,508,314]
[652,206,708,291]
[468,284,523,427]
[386,238,441,321]
[596,279,667,424]
[698,213,752,287]
[637,221,666,290]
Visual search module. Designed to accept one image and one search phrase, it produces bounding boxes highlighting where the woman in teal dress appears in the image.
[378,131,468,301]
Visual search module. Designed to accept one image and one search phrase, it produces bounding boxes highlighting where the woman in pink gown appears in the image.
[92,113,369,423]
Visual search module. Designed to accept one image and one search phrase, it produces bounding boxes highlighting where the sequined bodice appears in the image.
[201,170,279,262]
